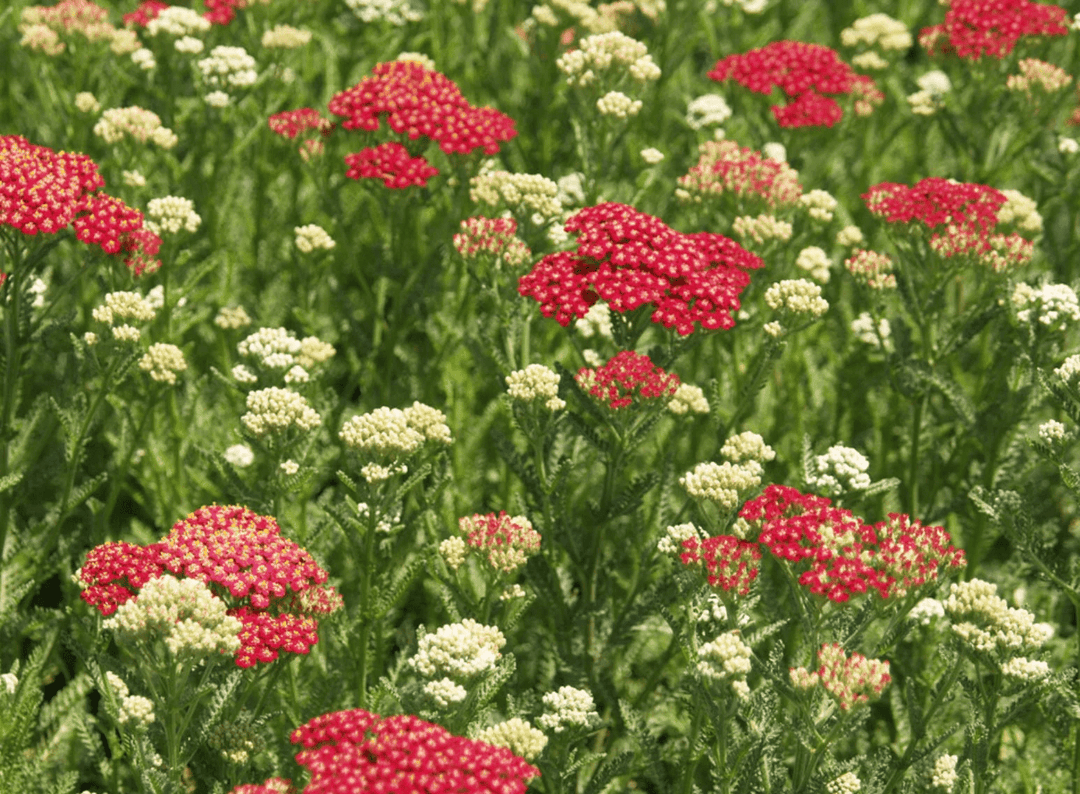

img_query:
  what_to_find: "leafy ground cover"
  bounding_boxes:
[3,0,1080,792]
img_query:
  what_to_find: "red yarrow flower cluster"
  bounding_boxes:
[284,709,539,794]
[739,485,966,603]
[229,779,294,794]
[122,0,167,27]
[122,0,246,26]
[919,0,1068,61]
[708,41,880,128]
[453,216,531,266]
[328,60,517,156]
[344,142,440,189]
[576,350,680,410]
[518,202,763,335]
[76,505,341,668]
[1,135,160,273]
[863,177,1032,268]
[680,535,762,594]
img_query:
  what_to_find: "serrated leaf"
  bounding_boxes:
[372,556,424,618]
[583,750,633,794]
[605,471,660,522]
[619,699,667,790]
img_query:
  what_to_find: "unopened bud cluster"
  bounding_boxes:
[241,388,322,436]
[139,343,187,385]
[506,364,565,411]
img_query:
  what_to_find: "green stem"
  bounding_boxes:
[0,241,23,558]
[907,394,925,518]
[356,500,379,707]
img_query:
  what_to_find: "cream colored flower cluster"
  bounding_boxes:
[410,619,505,678]
[930,754,959,791]
[795,246,832,283]
[836,225,865,247]
[506,364,566,411]
[1000,656,1051,681]
[556,31,661,88]
[294,224,336,253]
[996,189,1043,235]
[1012,283,1080,331]
[907,70,951,115]
[106,673,156,729]
[944,578,1054,656]
[469,171,562,220]
[640,147,664,164]
[574,303,613,339]
[214,306,252,330]
[175,36,203,54]
[841,14,912,51]
[826,772,862,794]
[138,343,187,385]
[680,461,761,510]
[656,521,701,555]
[720,431,777,465]
[765,279,829,318]
[908,597,945,626]
[104,576,242,658]
[596,90,642,118]
[91,291,156,344]
[198,46,258,89]
[75,92,100,113]
[851,312,891,349]
[845,249,897,290]
[241,387,322,436]
[238,327,335,379]
[147,6,211,36]
[1038,419,1066,444]
[799,189,838,222]
[531,0,618,34]
[806,444,871,496]
[697,631,752,682]
[261,24,312,49]
[1007,58,1072,95]
[340,403,451,481]
[1055,354,1080,383]
[94,107,178,149]
[146,196,201,236]
[438,536,469,569]
[476,718,548,762]
[423,677,467,707]
[345,0,423,24]
[667,383,710,416]
[686,94,732,130]
[732,214,793,245]
[538,686,600,733]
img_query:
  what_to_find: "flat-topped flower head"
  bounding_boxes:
[539,686,600,733]
[556,30,661,87]
[476,718,548,762]
[678,140,803,209]
[469,171,562,219]
[287,709,539,792]
[506,364,565,410]
[791,643,891,710]
[94,107,177,148]
[76,540,165,615]
[241,387,321,436]
[454,216,531,267]
[1,135,103,236]
[138,343,187,384]
[806,444,871,496]
[681,461,764,510]
[328,60,516,156]
[844,249,897,290]
[198,45,258,88]
[410,619,506,678]
[268,108,335,140]
[944,578,1054,656]
[519,202,763,335]
[681,535,762,594]
[576,350,679,409]
[145,196,200,235]
[344,142,439,189]
[920,0,1068,61]
[697,630,753,681]
[457,511,542,572]
[709,41,880,127]
[294,224,335,253]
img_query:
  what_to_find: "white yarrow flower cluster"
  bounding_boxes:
[1000,656,1051,681]
[1012,282,1080,331]
[476,718,548,762]
[214,305,252,330]
[596,91,642,117]
[764,279,829,318]
[174,36,204,54]
[146,6,211,36]
[198,46,258,88]
[837,225,865,247]
[1060,137,1080,155]
[261,24,312,49]
[295,224,336,253]
[806,444,871,496]
[697,631,752,681]
[345,0,423,24]
[657,522,702,555]
[138,343,187,385]
[241,388,322,436]
[574,302,613,339]
[538,686,600,733]
[556,31,660,87]
[944,578,1054,656]
[104,576,242,658]
[470,171,562,219]
[909,597,946,626]
[340,403,451,480]
[439,536,469,570]
[410,619,505,678]
[239,327,302,368]
[720,431,777,465]
[1039,419,1066,443]
[840,14,913,50]
[667,383,710,415]
[1055,354,1080,383]
[94,107,177,148]
[996,189,1043,234]
[146,196,201,235]
[686,94,732,129]
[131,48,156,70]
[75,92,100,113]
[506,364,566,411]
[826,772,862,794]
[732,214,793,245]
[795,246,832,282]
[223,444,254,468]
[799,189,839,222]
[205,91,231,108]
[851,312,892,349]
[680,461,762,510]
[92,291,156,327]
[930,754,959,790]
[640,147,664,164]
[423,677,468,707]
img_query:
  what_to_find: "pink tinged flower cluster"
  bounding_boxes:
[268,108,336,140]
[458,512,541,573]
[518,202,763,335]
[863,177,1033,268]
[281,708,539,794]
[680,535,762,595]
[919,0,1068,61]
[739,485,966,603]
[0,135,160,273]
[453,216,531,267]
[678,140,803,209]
[76,505,341,668]
[792,643,891,711]
[708,41,882,128]
[344,142,440,189]
[575,350,679,409]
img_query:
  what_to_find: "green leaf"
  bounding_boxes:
[583,750,633,794]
